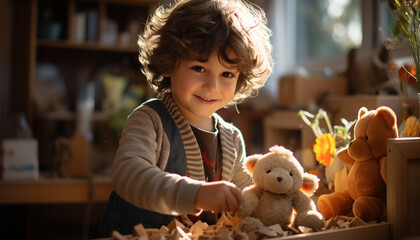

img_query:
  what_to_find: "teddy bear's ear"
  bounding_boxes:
[376,106,397,129]
[301,173,319,196]
[358,107,368,119]
[243,155,260,175]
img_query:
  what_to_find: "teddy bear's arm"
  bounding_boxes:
[292,190,317,213]
[379,156,386,183]
[236,186,260,218]
[292,190,325,229]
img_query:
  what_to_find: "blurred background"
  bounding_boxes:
[0,0,418,239]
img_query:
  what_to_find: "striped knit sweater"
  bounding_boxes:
[111,94,253,216]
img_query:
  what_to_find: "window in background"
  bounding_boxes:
[295,0,362,64]
[265,0,365,99]
[381,2,397,40]
[379,1,412,61]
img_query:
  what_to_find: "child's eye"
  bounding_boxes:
[192,66,204,72]
[222,72,234,78]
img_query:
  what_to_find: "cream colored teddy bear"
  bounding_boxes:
[237,146,324,230]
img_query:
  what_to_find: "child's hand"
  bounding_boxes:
[194,181,242,213]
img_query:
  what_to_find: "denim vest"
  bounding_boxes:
[99,98,187,236]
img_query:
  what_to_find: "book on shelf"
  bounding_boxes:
[72,12,86,43]
[86,9,98,42]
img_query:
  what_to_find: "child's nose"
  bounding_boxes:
[204,75,219,90]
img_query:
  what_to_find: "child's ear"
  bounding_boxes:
[301,173,319,196]
[243,155,260,175]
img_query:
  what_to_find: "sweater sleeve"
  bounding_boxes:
[230,126,253,190]
[111,106,202,216]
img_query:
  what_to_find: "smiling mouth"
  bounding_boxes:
[195,95,216,102]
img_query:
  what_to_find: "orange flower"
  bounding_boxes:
[308,169,319,177]
[312,133,336,166]
[398,64,417,86]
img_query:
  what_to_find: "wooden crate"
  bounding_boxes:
[98,222,391,240]
[387,137,420,240]
[278,223,390,240]
[101,138,420,240]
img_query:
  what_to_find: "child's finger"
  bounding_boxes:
[229,186,243,204]
[225,186,241,211]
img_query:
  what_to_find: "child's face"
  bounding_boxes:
[168,50,239,129]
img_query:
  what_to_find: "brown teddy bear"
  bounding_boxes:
[236,145,324,230]
[317,106,398,222]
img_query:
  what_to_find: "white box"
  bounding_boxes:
[2,139,39,180]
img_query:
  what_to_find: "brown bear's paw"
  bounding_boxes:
[353,197,385,222]
[317,191,354,220]
[296,211,325,230]
[317,195,337,220]
[239,217,265,232]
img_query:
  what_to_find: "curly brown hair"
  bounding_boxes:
[138,0,273,104]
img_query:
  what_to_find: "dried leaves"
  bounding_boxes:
[110,215,370,240]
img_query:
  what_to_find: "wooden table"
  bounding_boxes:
[0,175,112,204]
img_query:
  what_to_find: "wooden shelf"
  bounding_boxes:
[42,110,109,121]
[80,0,158,6]
[0,174,112,204]
[11,0,158,171]
[37,39,138,53]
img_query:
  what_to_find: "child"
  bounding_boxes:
[100,0,273,236]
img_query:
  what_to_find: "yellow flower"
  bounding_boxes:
[402,116,420,137]
[313,133,336,166]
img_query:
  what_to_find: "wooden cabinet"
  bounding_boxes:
[11,0,158,172]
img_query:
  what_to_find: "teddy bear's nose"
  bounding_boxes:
[277,177,283,182]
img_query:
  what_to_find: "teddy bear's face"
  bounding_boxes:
[252,152,304,195]
[347,107,398,161]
